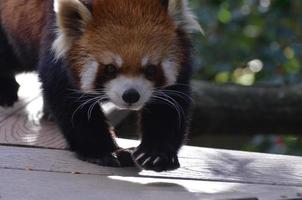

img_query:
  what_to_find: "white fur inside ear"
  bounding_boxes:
[162,59,178,85]
[52,30,71,60]
[52,0,92,60]
[169,0,203,34]
[80,60,99,92]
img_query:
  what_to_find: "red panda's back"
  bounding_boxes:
[0,0,51,68]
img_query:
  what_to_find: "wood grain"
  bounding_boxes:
[1,145,302,200]
[0,96,67,149]
[2,143,302,188]
[2,168,302,200]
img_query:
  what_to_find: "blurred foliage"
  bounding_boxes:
[188,0,302,155]
[191,0,302,86]
[244,134,302,155]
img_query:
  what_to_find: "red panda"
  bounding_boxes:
[0,0,201,172]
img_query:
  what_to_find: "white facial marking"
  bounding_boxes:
[141,56,149,67]
[113,54,123,68]
[162,59,178,85]
[143,55,161,66]
[100,52,123,68]
[80,60,99,92]
[105,75,153,110]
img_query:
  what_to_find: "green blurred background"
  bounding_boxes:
[190,0,302,155]
[192,0,302,86]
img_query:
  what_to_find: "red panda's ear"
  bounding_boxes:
[52,0,92,59]
[168,0,204,34]
[54,0,92,38]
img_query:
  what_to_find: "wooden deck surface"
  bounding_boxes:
[1,73,302,200]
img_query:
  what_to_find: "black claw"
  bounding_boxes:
[115,148,135,167]
[132,145,180,172]
[78,148,135,168]
[78,153,121,167]
[0,94,18,107]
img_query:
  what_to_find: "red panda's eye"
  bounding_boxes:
[104,64,118,76]
[145,65,158,78]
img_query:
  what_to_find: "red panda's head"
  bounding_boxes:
[53,0,201,110]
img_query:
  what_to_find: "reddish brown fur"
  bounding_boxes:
[69,0,184,87]
[0,0,185,88]
[0,0,48,51]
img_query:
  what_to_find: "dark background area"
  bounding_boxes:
[118,0,302,156]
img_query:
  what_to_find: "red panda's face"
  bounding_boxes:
[53,0,201,110]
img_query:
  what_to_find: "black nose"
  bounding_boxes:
[122,88,140,104]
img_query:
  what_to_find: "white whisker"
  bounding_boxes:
[156,91,186,129]
[159,89,193,103]
[152,92,183,129]
[70,88,108,125]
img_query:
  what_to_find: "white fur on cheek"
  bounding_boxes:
[162,59,178,85]
[105,76,153,110]
[80,61,99,92]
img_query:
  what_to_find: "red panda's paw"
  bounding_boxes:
[132,145,180,172]
[0,95,18,107]
[0,77,19,107]
[115,148,136,167]
[78,149,135,168]
[0,89,19,107]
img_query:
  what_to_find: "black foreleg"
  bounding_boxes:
[133,85,192,172]
[39,57,133,167]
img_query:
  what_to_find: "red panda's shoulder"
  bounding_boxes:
[0,0,51,45]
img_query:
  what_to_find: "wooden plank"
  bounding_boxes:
[1,169,302,200]
[1,143,302,188]
[143,146,302,187]
[0,73,41,122]
[0,96,66,149]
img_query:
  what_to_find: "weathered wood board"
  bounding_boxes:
[1,145,302,200]
[0,96,66,149]
[1,142,302,188]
